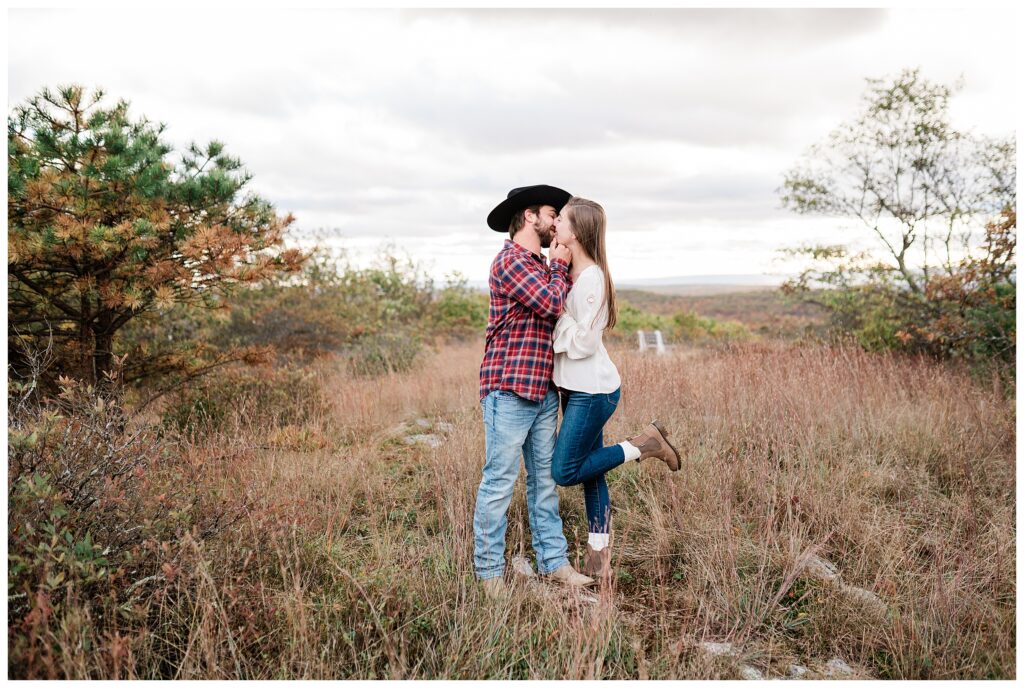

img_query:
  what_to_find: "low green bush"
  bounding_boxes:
[161,364,328,435]
[347,329,423,377]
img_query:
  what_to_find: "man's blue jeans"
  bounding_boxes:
[473,389,570,580]
[552,387,626,534]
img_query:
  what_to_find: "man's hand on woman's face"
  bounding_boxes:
[550,239,572,265]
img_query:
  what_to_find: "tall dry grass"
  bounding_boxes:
[8,340,1015,679]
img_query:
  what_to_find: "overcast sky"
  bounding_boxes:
[8,7,1017,283]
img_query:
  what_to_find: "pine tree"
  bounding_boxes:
[8,85,306,390]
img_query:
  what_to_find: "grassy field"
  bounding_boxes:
[9,336,1014,679]
[618,288,830,340]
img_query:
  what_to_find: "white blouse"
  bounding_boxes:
[552,265,621,394]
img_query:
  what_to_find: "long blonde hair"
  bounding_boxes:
[564,196,617,329]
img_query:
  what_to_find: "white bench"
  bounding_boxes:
[637,330,666,354]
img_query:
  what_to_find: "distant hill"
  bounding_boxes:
[618,287,830,340]
[467,273,794,294]
[618,283,779,296]
[617,273,792,288]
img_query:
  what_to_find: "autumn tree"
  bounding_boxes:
[778,68,1015,366]
[781,68,1014,292]
[8,85,306,392]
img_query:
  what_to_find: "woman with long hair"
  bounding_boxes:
[550,196,681,584]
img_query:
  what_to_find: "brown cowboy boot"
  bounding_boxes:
[627,420,681,471]
[544,563,596,588]
[581,544,613,584]
[481,576,510,601]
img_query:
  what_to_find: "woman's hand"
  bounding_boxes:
[550,239,572,265]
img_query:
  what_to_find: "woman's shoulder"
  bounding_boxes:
[576,264,605,285]
[568,266,605,309]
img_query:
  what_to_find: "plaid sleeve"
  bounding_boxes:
[498,253,569,320]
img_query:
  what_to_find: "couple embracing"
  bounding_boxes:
[473,185,681,599]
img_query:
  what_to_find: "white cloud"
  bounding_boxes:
[8,7,1016,281]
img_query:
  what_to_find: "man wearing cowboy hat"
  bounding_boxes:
[473,185,595,599]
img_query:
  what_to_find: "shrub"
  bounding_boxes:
[8,372,241,678]
[429,274,488,340]
[610,304,673,343]
[673,310,753,343]
[780,210,1016,383]
[347,329,423,377]
[610,302,753,345]
[160,363,329,435]
[198,249,441,369]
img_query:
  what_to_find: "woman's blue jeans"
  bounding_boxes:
[552,387,625,534]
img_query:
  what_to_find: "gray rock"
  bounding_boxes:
[403,434,442,448]
[801,554,840,583]
[824,657,854,677]
[414,418,432,429]
[787,664,809,678]
[739,665,764,680]
[699,641,738,657]
[436,421,455,434]
[840,583,889,616]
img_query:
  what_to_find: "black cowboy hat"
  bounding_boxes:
[486,184,572,232]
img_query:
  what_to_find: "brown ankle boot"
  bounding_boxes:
[628,420,681,471]
[581,544,613,582]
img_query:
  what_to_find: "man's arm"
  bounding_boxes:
[499,252,569,320]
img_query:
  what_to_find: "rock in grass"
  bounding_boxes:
[403,434,442,448]
[738,665,764,680]
[788,664,809,678]
[801,554,841,583]
[824,657,854,677]
[839,583,889,616]
[699,641,738,657]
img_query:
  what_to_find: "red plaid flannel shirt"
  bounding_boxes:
[479,240,570,403]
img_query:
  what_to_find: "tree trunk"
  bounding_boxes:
[94,309,115,392]
[79,292,95,385]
